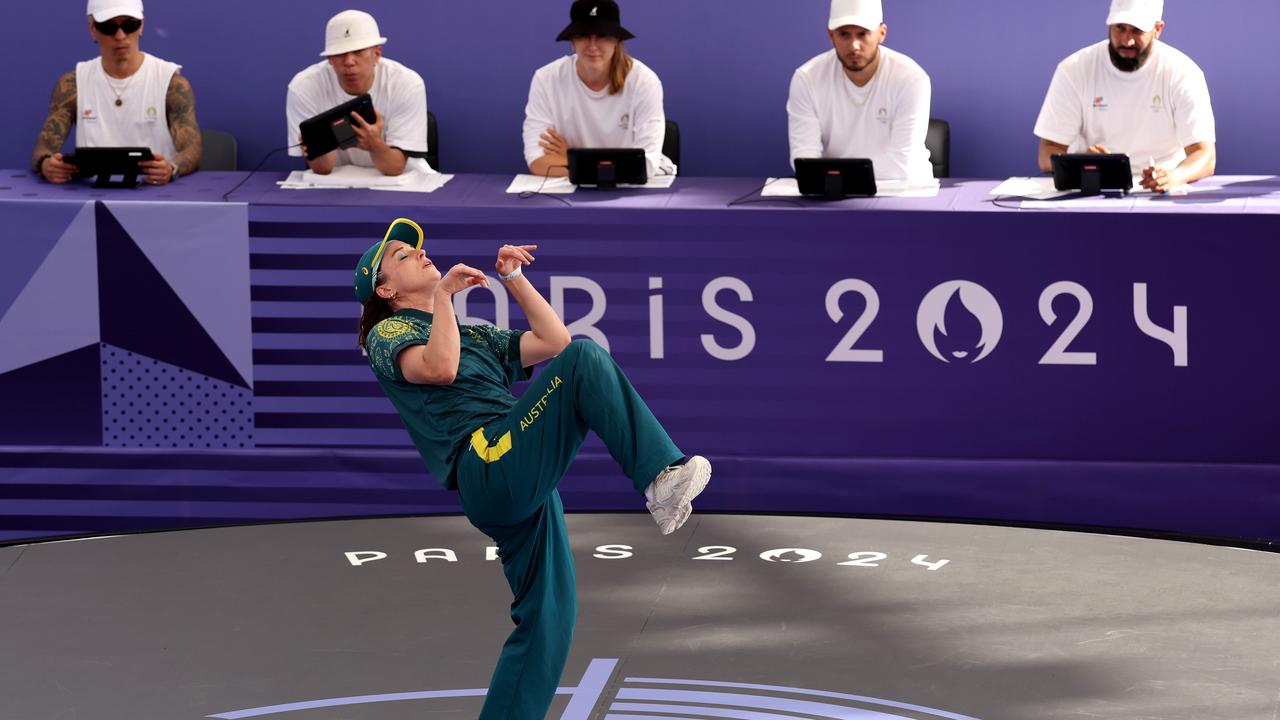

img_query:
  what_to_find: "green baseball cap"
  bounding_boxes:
[353,217,424,304]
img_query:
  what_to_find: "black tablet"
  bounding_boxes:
[1051,153,1133,195]
[299,94,377,160]
[795,158,877,199]
[64,146,155,188]
[567,148,647,188]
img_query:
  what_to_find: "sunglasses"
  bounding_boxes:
[93,18,142,36]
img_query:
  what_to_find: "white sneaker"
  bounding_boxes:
[645,456,712,535]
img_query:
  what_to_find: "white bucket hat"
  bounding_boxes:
[321,9,387,57]
[87,0,143,21]
[1106,0,1163,32]
[829,0,883,31]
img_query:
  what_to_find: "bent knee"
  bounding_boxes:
[565,338,603,355]
[562,338,609,363]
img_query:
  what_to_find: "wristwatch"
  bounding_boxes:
[168,161,180,181]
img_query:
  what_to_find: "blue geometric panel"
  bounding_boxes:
[100,344,253,449]
[107,201,253,388]
[95,203,249,388]
[0,344,102,445]
[0,201,86,316]
[0,202,99,376]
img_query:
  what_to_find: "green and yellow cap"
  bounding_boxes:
[353,218,424,304]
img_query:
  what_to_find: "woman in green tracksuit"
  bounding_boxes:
[354,218,712,719]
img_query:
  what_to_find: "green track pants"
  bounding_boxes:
[457,339,683,720]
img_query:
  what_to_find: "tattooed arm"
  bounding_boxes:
[31,71,79,183]
[156,72,202,179]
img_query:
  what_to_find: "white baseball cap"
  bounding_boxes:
[1106,0,1163,32]
[829,0,883,31]
[321,9,387,57]
[87,0,143,21]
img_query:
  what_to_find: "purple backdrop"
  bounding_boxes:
[9,1,1280,178]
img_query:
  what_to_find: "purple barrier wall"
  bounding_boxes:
[3,176,1279,544]
[9,1,1280,178]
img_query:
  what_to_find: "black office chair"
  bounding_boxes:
[425,111,439,171]
[925,118,950,179]
[662,119,680,169]
[199,129,238,171]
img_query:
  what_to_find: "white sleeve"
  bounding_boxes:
[1171,66,1216,148]
[786,69,824,170]
[881,71,931,181]
[631,71,673,176]
[522,71,556,168]
[285,79,324,158]
[384,72,428,155]
[1032,63,1082,146]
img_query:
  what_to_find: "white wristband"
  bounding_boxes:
[499,265,523,282]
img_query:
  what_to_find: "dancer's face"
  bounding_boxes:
[376,241,440,300]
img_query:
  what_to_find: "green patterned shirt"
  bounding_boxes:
[366,309,529,489]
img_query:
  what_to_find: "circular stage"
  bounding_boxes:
[1,514,1277,719]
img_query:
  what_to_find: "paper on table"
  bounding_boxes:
[369,174,454,193]
[506,174,576,194]
[760,177,939,198]
[990,176,1067,199]
[876,178,941,198]
[505,173,677,193]
[1012,176,1195,208]
[993,175,1193,204]
[760,178,802,197]
[277,165,415,188]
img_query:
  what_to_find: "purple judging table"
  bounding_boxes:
[2,170,1279,544]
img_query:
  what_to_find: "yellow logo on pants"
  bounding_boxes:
[470,427,513,463]
[519,375,564,432]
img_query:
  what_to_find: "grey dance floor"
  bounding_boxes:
[1,514,1277,720]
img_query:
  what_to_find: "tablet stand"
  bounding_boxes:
[1080,165,1102,196]
[595,160,617,190]
[824,169,843,200]
[91,171,143,189]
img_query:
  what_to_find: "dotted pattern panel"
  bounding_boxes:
[100,343,254,449]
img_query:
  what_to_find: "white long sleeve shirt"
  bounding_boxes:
[523,55,675,177]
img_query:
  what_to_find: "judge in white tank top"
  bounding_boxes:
[1033,0,1216,193]
[523,0,676,179]
[31,0,202,185]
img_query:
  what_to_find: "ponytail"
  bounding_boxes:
[609,41,633,95]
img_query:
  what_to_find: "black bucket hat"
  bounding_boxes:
[555,0,635,42]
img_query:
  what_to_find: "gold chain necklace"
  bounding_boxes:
[105,62,138,107]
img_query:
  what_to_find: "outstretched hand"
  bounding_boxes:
[495,244,537,278]
[438,263,489,295]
